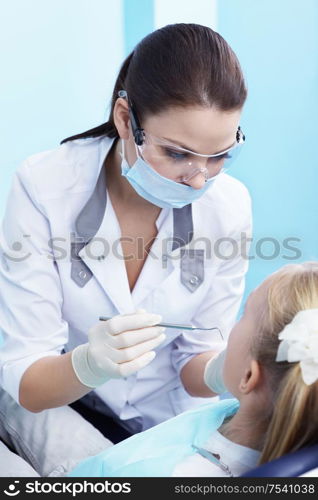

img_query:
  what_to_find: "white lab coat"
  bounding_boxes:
[0,135,252,431]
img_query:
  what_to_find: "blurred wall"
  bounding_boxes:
[0,0,124,215]
[154,0,217,28]
[217,0,318,303]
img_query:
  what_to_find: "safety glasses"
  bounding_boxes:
[136,129,245,182]
[118,90,246,183]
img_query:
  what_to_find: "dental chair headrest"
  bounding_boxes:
[241,444,318,477]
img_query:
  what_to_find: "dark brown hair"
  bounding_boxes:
[61,23,247,144]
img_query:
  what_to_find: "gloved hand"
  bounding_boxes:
[71,309,165,388]
[203,349,227,394]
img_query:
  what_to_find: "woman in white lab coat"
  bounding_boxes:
[0,23,251,476]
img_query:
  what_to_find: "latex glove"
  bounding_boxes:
[72,309,165,388]
[203,349,227,394]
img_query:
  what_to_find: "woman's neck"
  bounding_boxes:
[218,407,268,452]
[105,138,157,210]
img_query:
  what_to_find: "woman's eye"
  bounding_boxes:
[164,148,188,160]
[218,153,231,160]
[210,152,231,163]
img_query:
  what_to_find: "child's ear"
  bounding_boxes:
[238,360,261,394]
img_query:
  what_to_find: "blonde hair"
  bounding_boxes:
[251,261,318,464]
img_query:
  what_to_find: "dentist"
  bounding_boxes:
[0,23,251,476]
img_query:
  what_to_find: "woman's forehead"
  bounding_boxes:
[143,105,241,153]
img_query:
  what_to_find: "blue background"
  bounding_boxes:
[1,0,317,307]
[217,0,318,304]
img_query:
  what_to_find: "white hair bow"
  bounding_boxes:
[276,308,318,385]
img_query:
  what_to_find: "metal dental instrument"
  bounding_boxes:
[98,316,223,339]
[191,445,233,476]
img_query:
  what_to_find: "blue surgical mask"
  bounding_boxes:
[119,140,216,209]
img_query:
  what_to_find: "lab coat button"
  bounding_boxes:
[79,270,87,279]
[189,275,199,285]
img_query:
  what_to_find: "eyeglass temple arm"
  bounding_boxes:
[118,89,144,145]
[237,126,245,142]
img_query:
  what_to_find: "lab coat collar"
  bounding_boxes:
[73,136,194,311]
[75,137,110,243]
[172,204,193,251]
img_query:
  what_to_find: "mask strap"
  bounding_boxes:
[119,138,125,160]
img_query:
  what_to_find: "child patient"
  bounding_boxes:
[69,262,318,477]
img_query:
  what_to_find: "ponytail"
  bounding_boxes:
[259,365,318,464]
